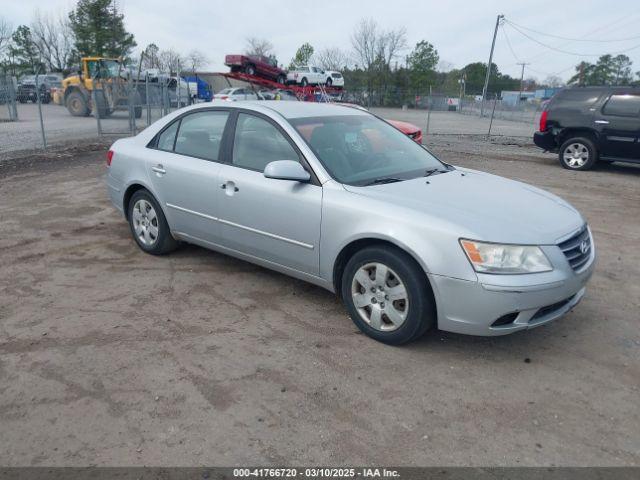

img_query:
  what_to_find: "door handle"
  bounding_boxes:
[594,120,609,125]
[151,164,166,174]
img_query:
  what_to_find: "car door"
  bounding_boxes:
[594,92,640,160]
[216,111,322,275]
[145,109,231,244]
[311,67,323,84]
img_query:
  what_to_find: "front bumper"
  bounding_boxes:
[533,130,557,151]
[429,239,596,336]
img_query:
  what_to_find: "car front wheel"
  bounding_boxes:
[559,137,597,171]
[341,246,435,345]
[128,190,178,255]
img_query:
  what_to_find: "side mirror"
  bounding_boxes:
[263,160,310,182]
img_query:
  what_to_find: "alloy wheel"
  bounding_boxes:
[563,143,589,168]
[351,262,409,331]
[132,199,159,246]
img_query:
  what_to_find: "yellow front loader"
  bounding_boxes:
[62,57,141,118]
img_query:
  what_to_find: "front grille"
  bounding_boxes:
[558,226,591,271]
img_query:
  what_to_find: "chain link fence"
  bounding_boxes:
[0,78,543,159]
[0,75,18,123]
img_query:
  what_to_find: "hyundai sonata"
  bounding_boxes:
[106,102,595,345]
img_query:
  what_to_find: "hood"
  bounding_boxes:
[343,168,584,245]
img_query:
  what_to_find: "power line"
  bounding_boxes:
[505,19,640,43]
[500,24,521,63]
[505,21,640,57]
[517,12,640,64]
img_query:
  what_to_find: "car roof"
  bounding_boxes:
[202,100,369,119]
[254,101,368,119]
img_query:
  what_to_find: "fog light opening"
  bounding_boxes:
[491,312,519,327]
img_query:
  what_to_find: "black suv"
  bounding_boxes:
[16,75,61,104]
[534,86,640,170]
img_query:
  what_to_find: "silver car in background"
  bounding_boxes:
[212,87,261,101]
[106,102,595,345]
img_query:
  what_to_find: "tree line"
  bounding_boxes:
[0,0,206,77]
[1,3,639,99]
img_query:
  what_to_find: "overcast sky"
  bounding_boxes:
[4,0,640,81]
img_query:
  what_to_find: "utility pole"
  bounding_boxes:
[517,62,530,103]
[481,14,504,116]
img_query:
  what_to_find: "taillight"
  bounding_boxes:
[106,150,114,166]
[539,110,548,132]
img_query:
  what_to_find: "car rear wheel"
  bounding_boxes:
[301,77,308,87]
[326,78,332,87]
[277,74,286,84]
[245,64,256,76]
[559,137,597,171]
[128,190,178,255]
[341,246,435,345]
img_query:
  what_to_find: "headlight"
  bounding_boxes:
[460,239,552,274]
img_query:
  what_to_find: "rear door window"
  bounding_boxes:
[602,94,640,117]
[553,89,602,107]
[157,120,179,151]
[174,111,229,161]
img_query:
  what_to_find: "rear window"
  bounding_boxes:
[553,89,601,107]
[602,94,640,117]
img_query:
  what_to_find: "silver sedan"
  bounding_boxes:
[106,102,595,345]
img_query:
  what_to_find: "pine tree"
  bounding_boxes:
[68,0,136,59]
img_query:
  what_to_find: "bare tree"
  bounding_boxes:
[378,26,407,69]
[352,18,406,71]
[30,10,74,72]
[185,49,207,72]
[351,18,378,73]
[244,37,273,57]
[542,75,564,88]
[158,48,184,74]
[0,16,13,58]
[315,47,349,71]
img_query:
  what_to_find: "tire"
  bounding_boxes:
[66,90,90,116]
[94,91,109,118]
[127,190,178,255]
[245,64,256,76]
[277,74,286,85]
[341,246,435,345]
[41,93,51,104]
[300,77,308,87]
[129,90,143,119]
[326,78,332,87]
[559,137,598,171]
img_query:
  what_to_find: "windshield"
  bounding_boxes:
[101,60,121,77]
[88,59,121,79]
[290,114,445,186]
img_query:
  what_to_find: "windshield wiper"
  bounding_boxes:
[424,167,451,177]
[364,177,404,186]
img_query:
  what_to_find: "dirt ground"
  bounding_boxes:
[0,135,638,467]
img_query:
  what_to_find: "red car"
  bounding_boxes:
[225,54,287,84]
[386,119,423,144]
[336,103,423,144]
